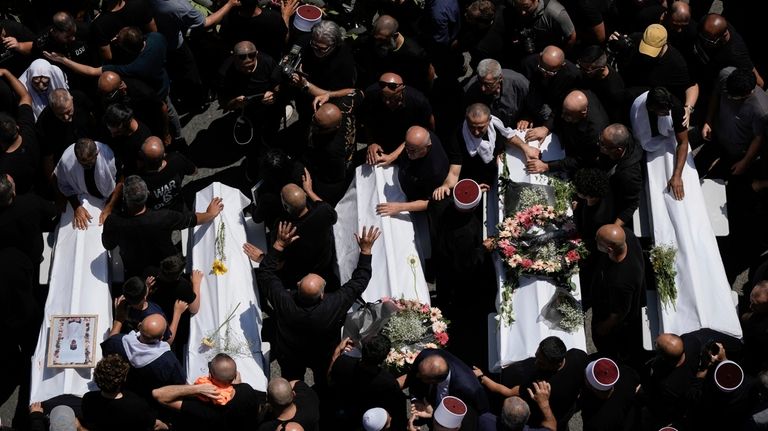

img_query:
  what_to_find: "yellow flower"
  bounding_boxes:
[211,259,228,275]
[201,337,215,348]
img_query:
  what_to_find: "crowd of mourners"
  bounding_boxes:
[1,0,768,429]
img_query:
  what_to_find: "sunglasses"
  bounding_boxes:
[379,81,404,90]
[236,52,257,60]
[537,63,560,76]
[310,41,333,53]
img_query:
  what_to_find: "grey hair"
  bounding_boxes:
[501,397,530,431]
[311,20,342,46]
[466,102,491,119]
[123,175,148,211]
[49,88,73,109]
[477,59,502,80]
[74,138,97,162]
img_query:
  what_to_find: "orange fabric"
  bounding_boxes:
[194,376,235,406]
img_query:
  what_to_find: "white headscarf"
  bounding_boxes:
[630,91,675,153]
[462,114,515,163]
[19,59,69,119]
[121,331,171,368]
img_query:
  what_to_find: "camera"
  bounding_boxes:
[279,44,302,80]
[518,27,537,55]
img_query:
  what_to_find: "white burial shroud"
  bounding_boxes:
[187,182,268,391]
[334,165,430,303]
[487,132,587,370]
[630,92,742,338]
[30,198,112,402]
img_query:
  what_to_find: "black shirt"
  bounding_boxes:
[591,228,644,327]
[141,152,196,212]
[256,381,320,431]
[255,249,372,360]
[0,19,36,76]
[81,390,155,431]
[89,0,154,49]
[219,8,288,60]
[36,89,96,163]
[354,35,431,92]
[648,95,686,137]
[302,43,357,91]
[278,200,338,287]
[0,105,39,195]
[521,54,581,130]
[177,383,267,431]
[693,24,754,84]
[503,349,589,425]
[598,139,643,225]
[579,366,640,431]
[623,43,693,104]
[102,209,196,278]
[32,24,94,92]
[397,131,449,202]
[0,193,56,264]
[217,52,282,119]
[579,66,627,124]
[549,90,609,174]
[107,120,153,176]
[329,355,407,430]
[120,76,168,139]
[360,84,433,153]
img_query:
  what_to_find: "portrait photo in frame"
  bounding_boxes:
[47,315,98,368]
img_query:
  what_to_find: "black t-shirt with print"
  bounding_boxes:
[141,152,196,212]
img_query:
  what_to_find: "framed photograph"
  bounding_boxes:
[47,315,98,368]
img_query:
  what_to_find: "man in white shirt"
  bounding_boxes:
[54,137,119,229]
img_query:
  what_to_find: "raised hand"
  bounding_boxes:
[274,221,299,251]
[355,225,381,255]
[243,242,265,262]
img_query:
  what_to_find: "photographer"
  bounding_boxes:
[499,0,576,66]
[216,41,282,176]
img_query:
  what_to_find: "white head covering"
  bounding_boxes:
[362,407,388,431]
[19,58,69,119]
[585,358,620,391]
[453,178,482,211]
[294,5,322,32]
[434,396,467,430]
[714,360,744,393]
[121,330,171,368]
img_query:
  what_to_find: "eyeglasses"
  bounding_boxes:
[698,33,722,46]
[537,63,560,76]
[236,51,257,61]
[378,81,404,90]
[310,40,333,54]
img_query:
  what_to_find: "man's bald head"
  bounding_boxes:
[209,353,238,384]
[656,333,684,361]
[418,354,449,383]
[234,41,256,55]
[596,224,626,256]
[267,377,294,407]
[404,126,432,159]
[541,46,565,69]
[98,71,123,94]
[278,423,304,431]
[562,90,588,122]
[701,14,728,40]
[373,15,399,36]
[139,314,167,342]
[313,103,342,131]
[141,136,165,171]
[750,280,768,313]
[669,1,690,20]
[280,183,307,216]
[298,273,326,303]
[379,72,403,86]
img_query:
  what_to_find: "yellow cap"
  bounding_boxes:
[639,24,667,57]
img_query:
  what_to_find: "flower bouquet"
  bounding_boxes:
[650,244,678,310]
[492,205,587,326]
[382,298,449,375]
[539,288,585,333]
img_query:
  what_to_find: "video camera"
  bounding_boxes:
[279,44,303,80]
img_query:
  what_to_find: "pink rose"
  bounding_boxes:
[521,259,534,269]
[566,250,580,263]
[435,331,450,346]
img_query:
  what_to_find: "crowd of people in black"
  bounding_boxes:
[2,0,768,429]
